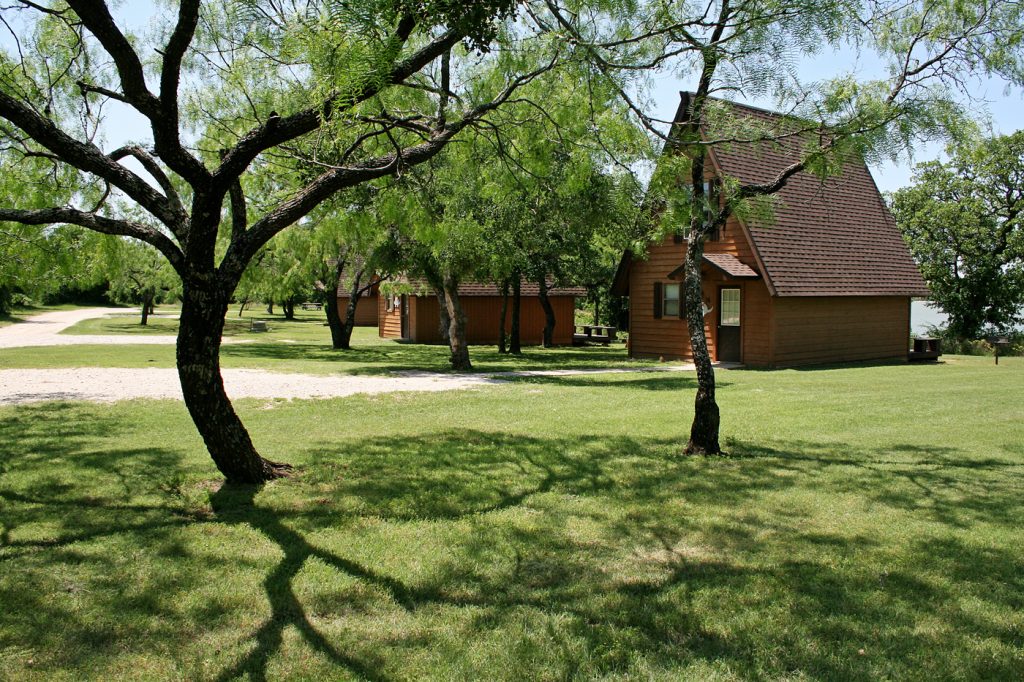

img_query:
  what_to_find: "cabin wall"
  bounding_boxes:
[337,294,379,326]
[380,293,576,345]
[378,292,402,338]
[628,216,761,362]
[770,296,911,366]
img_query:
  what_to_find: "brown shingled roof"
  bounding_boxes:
[682,95,929,297]
[667,254,760,280]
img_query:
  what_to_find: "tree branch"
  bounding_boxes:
[0,206,184,272]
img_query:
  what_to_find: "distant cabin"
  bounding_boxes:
[379,280,585,345]
[612,94,929,368]
[336,278,380,327]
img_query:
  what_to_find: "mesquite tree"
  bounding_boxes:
[548,0,1024,454]
[0,0,558,482]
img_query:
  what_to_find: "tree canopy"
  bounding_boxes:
[892,132,1024,338]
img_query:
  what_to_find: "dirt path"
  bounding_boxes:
[0,367,503,404]
[0,308,710,405]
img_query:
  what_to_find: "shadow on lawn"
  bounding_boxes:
[205,430,1023,680]
[3,413,1023,679]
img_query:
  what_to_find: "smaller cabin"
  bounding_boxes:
[336,278,380,327]
[379,280,585,345]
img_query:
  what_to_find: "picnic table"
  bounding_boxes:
[573,324,617,346]
[300,302,323,311]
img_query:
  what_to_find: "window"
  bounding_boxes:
[720,288,740,326]
[664,283,681,317]
[674,180,719,242]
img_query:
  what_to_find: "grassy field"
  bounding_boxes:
[1,332,1022,680]
[4,308,649,376]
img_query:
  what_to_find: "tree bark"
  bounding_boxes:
[443,274,471,370]
[177,280,292,483]
[325,258,346,348]
[338,269,366,350]
[498,278,510,353]
[510,275,522,354]
[282,298,295,320]
[683,153,721,455]
[140,293,153,325]
[538,276,556,348]
[266,301,274,315]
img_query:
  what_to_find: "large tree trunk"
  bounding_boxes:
[683,230,720,455]
[177,281,292,483]
[538,276,556,348]
[282,298,295,320]
[510,275,522,354]
[498,278,510,353]
[443,275,471,370]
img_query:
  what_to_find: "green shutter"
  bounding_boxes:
[653,282,662,319]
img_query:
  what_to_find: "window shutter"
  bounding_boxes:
[678,289,686,319]
[653,282,663,319]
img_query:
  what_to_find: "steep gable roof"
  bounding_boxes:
[676,94,929,297]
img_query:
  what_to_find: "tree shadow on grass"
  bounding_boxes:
[3,411,1023,679]
[205,428,1024,679]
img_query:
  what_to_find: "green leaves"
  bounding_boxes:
[892,132,1024,338]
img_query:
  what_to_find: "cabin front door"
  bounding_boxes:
[400,295,410,339]
[717,287,741,362]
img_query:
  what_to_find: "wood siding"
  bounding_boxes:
[381,293,577,345]
[769,296,911,366]
[337,294,379,326]
[378,293,402,338]
[628,215,767,362]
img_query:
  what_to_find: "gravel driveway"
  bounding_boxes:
[0,308,701,405]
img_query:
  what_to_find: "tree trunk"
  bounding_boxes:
[510,275,522,354]
[683,230,721,455]
[177,281,292,483]
[443,275,471,370]
[593,293,600,326]
[435,287,451,344]
[338,270,365,350]
[498,278,510,353]
[266,301,274,315]
[538,276,556,348]
[282,298,295,320]
[140,293,153,325]
[238,300,248,317]
[325,258,347,349]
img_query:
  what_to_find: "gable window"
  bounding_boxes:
[674,180,720,242]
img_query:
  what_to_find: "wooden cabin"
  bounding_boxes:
[612,95,929,368]
[379,281,585,345]
[335,278,380,327]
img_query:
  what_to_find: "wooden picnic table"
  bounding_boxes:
[573,324,617,345]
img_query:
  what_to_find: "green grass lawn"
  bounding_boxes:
[1,353,1022,680]
[6,308,647,375]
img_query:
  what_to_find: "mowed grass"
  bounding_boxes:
[1,355,1022,680]
[5,307,649,375]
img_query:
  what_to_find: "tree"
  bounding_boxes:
[0,1,556,483]
[891,132,1024,338]
[549,0,1024,454]
[102,238,180,325]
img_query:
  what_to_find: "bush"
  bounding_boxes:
[920,325,1024,357]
